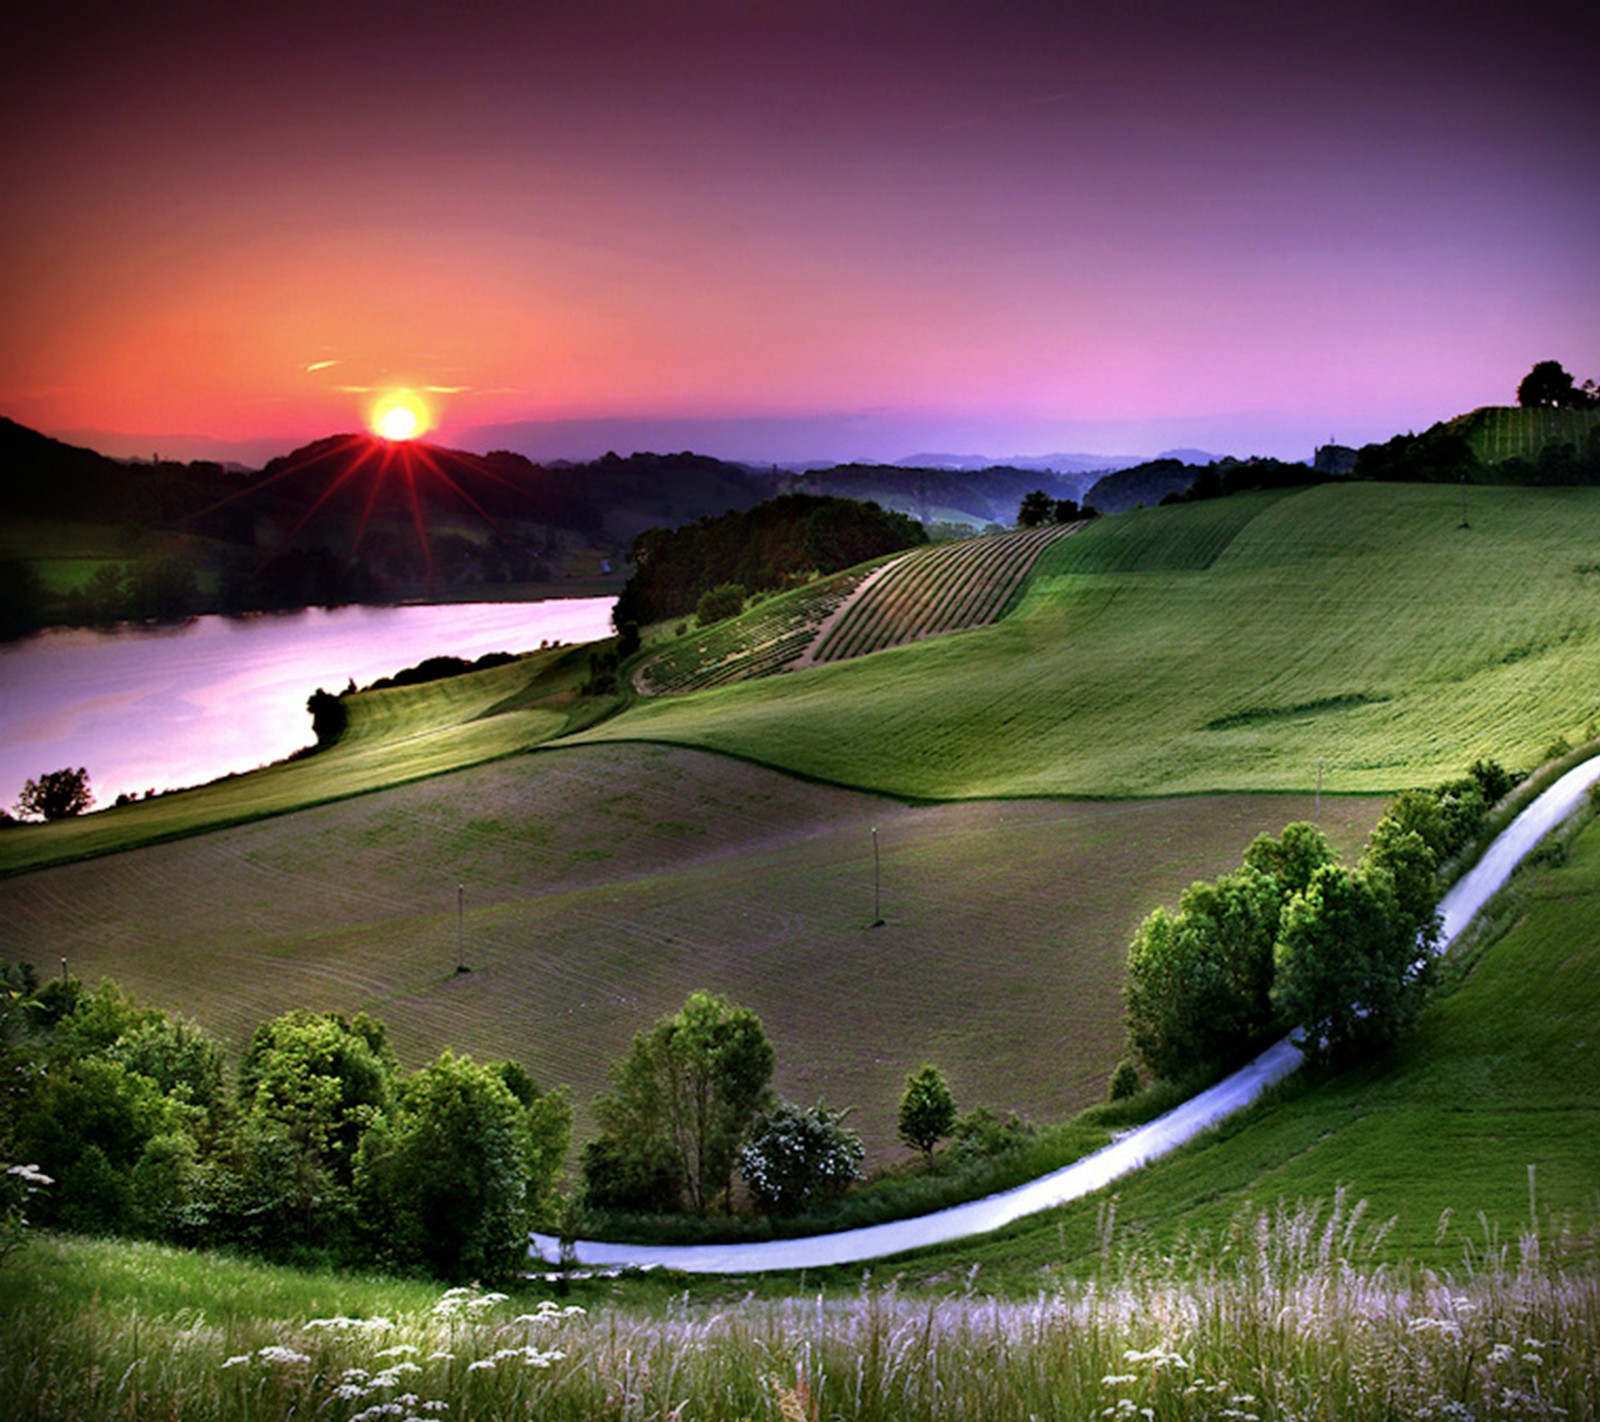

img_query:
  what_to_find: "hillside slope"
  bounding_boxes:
[574,483,1600,798]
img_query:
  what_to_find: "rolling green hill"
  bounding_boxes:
[573,483,1600,798]
[5,477,1598,1256]
[914,791,1600,1286]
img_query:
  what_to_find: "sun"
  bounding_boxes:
[370,389,430,441]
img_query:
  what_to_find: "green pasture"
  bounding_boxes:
[0,645,603,875]
[571,483,1600,798]
[0,741,1383,1161]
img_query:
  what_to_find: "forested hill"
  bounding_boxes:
[0,416,250,538]
[613,492,928,629]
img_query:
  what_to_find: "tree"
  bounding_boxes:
[1123,867,1283,1081]
[696,582,748,627]
[236,1011,395,1188]
[1017,489,1054,528]
[1243,821,1335,900]
[306,689,347,747]
[588,991,774,1215]
[1518,360,1576,409]
[897,1063,956,1162]
[1272,863,1426,1065]
[739,1100,863,1216]
[16,767,93,821]
[1052,497,1081,524]
[1360,819,1441,951]
[0,561,46,639]
[356,1049,549,1280]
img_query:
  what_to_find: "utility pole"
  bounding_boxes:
[456,882,466,973]
[871,827,883,927]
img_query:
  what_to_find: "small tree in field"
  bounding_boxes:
[897,1064,956,1163]
[587,990,774,1215]
[16,768,93,821]
[1017,490,1053,528]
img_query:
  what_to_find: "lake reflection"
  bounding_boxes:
[0,598,616,809]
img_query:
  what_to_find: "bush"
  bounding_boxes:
[1108,1060,1141,1101]
[696,582,747,627]
[897,1064,957,1162]
[739,1101,863,1216]
[947,1104,1034,1164]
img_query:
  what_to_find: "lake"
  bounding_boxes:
[0,598,616,812]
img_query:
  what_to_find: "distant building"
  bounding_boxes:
[1313,443,1358,474]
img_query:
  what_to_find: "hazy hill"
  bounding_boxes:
[779,462,1093,527]
[249,433,603,534]
[0,416,249,539]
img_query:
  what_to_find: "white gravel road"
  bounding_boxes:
[530,754,1600,1275]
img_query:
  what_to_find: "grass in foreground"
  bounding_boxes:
[4,1205,1596,1421]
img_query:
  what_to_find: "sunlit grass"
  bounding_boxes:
[573,483,1600,799]
[0,643,604,875]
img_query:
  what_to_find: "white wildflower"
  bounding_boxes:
[375,1344,420,1358]
[4,1164,53,1185]
[466,1359,496,1372]
[256,1345,310,1365]
[221,1355,251,1369]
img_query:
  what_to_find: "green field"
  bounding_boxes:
[4,477,1598,1269]
[0,742,1381,1157]
[0,643,610,875]
[573,483,1600,797]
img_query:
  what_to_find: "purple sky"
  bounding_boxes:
[4,0,1596,465]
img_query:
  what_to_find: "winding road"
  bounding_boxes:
[530,754,1600,1275]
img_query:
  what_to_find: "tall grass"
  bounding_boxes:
[6,1199,1596,1420]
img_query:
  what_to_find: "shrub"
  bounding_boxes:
[897,1064,957,1162]
[1108,1060,1141,1101]
[696,582,747,627]
[739,1101,863,1216]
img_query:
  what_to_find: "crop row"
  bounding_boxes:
[809,524,1076,664]
[635,566,879,696]
[1460,406,1600,464]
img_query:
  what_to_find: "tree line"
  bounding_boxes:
[611,493,927,632]
[1121,760,1517,1085]
[0,977,570,1280]
[0,969,1011,1273]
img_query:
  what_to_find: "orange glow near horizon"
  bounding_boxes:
[370,389,430,442]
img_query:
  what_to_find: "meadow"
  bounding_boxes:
[0,739,1381,1157]
[573,483,1600,798]
[4,1201,1596,1421]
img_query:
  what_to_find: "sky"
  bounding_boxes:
[4,0,1596,466]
